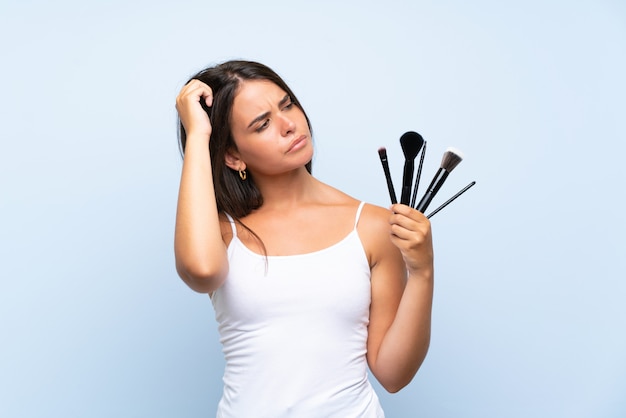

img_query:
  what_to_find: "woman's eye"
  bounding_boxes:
[256,120,270,132]
[282,97,294,110]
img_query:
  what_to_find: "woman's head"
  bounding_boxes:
[178,60,313,218]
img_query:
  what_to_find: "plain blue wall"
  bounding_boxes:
[1,1,625,417]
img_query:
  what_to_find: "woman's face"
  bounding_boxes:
[228,79,313,176]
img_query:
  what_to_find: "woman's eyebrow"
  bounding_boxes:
[277,94,290,107]
[246,94,291,129]
[247,111,270,129]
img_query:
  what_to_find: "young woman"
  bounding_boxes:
[174,60,434,417]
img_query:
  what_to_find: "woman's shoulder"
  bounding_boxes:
[313,179,357,203]
[314,179,391,220]
[359,202,392,233]
[355,202,396,266]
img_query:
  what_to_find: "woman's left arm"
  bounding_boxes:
[363,203,434,393]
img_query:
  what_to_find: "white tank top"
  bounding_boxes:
[211,202,384,417]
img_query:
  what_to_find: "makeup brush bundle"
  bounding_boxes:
[377,131,475,219]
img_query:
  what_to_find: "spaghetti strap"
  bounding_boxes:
[225,213,237,237]
[353,201,366,230]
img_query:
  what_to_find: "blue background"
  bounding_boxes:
[1,0,625,417]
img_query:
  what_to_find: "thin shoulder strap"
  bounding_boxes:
[353,201,366,230]
[224,213,237,237]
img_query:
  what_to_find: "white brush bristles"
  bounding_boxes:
[441,147,464,172]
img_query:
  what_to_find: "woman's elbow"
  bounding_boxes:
[378,375,414,394]
[175,258,228,294]
[372,352,428,393]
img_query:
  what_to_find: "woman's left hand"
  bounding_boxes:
[388,204,434,277]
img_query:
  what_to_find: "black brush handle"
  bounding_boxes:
[400,160,414,205]
[426,181,476,219]
[416,168,449,213]
[379,153,397,204]
[384,165,398,204]
[410,141,427,208]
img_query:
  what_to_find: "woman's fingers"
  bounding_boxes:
[176,79,213,138]
[389,204,434,273]
[389,204,429,237]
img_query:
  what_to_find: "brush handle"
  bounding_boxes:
[426,181,476,219]
[415,168,449,213]
[400,160,414,205]
[379,154,397,204]
[410,141,426,208]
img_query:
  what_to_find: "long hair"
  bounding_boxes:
[178,60,313,221]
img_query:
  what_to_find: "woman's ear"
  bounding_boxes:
[224,149,246,172]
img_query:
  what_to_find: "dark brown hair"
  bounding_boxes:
[178,60,313,221]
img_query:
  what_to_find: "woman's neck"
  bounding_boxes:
[252,167,318,210]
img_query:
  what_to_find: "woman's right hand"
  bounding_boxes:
[175,79,213,139]
[174,79,228,293]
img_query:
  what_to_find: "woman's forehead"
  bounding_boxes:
[232,80,286,119]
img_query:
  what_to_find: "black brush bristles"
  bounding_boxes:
[399,131,424,205]
[378,147,398,204]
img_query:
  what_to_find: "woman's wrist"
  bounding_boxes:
[185,132,211,146]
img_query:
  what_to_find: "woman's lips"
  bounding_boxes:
[286,135,307,153]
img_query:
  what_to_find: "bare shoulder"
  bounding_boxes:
[359,203,392,234]
[357,203,399,268]
[313,179,360,206]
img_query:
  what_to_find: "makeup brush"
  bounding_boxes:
[415,147,464,213]
[426,181,476,219]
[378,147,398,204]
[399,131,425,205]
[410,140,427,208]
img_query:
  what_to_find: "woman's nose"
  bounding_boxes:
[279,113,296,136]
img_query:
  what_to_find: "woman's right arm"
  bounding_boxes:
[174,80,229,293]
